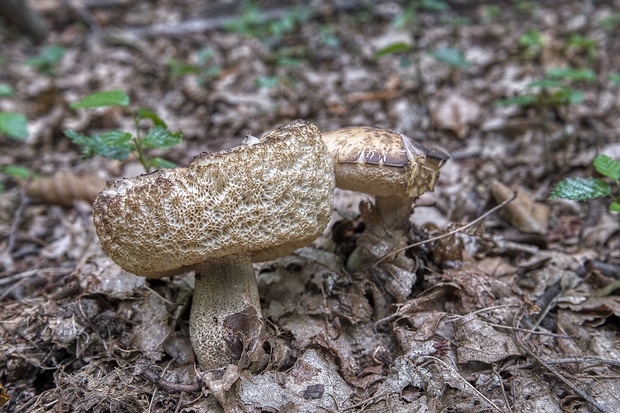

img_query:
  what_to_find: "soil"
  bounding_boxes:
[1,1,620,412]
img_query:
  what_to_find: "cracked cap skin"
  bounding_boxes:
[93,120,335,278]
[322,126,449,199]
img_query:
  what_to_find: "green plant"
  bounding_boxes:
[225,2,309,40]
[24,44,66,77]
[566,33,597,63]
[496,67,595,110]
[166,48,221,87]
[550,154,620,212]
[0,112,28,140]
[518,29,544,58]
[64,91,182,173]
[429,46,472,69]
[0,84,13,97]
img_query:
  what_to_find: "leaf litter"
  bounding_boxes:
[1,1,620,412]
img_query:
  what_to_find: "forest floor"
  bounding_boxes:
[1,0,620,412]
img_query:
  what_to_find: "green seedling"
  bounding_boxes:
[566,33,597,63]
[609,73,620,88]
[64,90,182,173]
[225,2,309,40]
[24,44,66,77]
[549,154,620,212]
[518,29,544,58]
[0,112,28,140]
[0,84,14,97]
[0,165,36,193]
[600,13,620,32]
[429,46,472,69]
[496,67,595,110]
[166,48,221,87]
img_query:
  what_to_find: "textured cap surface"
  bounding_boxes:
[322,126,449,198]
[93,120,335,278]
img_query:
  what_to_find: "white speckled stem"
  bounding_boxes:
[189,252,261,370]
[375,195,413,230]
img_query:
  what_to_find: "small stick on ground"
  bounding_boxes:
[140,368,202,394]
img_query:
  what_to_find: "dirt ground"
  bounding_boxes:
[1,1,620,412]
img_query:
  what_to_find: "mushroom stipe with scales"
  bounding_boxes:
[93,120,447,370]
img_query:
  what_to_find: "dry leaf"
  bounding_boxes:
[430,94,481,138]
[491,180,549,234]
[27,171,105,207]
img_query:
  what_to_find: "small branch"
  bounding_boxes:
[140,368,202,394]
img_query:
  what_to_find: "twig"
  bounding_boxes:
[415,356,507,413]
[529,353,614,413]
[6,190,30,255]
[140,367,202,394]
[373,191,518,267]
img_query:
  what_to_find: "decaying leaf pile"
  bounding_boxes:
[1,1,620,412]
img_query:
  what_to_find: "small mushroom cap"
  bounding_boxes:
[93,120,335,278]
[322,126,449,198]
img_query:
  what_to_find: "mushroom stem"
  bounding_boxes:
[374,195,413,230]
[189,252,261,370]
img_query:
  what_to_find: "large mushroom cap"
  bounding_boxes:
[322,126,449,199]
[93,120,335,278]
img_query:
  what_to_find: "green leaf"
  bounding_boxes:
[429,46,472,68]
[137,108,167,128]
[24,44,66,76]
[374,42,412,59]
[2,165,33,179]
[593,154,620,179]
[546,68,596,82]
[166,58,199,78]
[196,48,215,66]
[519,29,543,48]
[0,83,14,97]
[255,75,279,88]
[526,79,564,89]
[70,90,130,109]
[65,129,133,160]
[0,112,28,140]
[420,0,449,11]
[150,157,177,169]
[610,202,620,213]
[494,94,538,107]
[549,177,611,201]
[609,73,620,87]
[143,126,182,149]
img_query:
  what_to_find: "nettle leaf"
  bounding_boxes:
[138,108,167,128]
[0,112,28,140]
[593,154,620,179]
[549,177,611,201]
[70,90,130,109]
[143,126,182,149]
[150,157,177,169]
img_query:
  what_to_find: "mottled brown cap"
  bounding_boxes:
[93,120,335,278]
[322,126,449,198]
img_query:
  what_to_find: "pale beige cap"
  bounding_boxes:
[322,126,449,198]
[93,120,335,278]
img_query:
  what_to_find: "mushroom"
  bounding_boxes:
[322,126,449,229]
[93,120,335,370]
